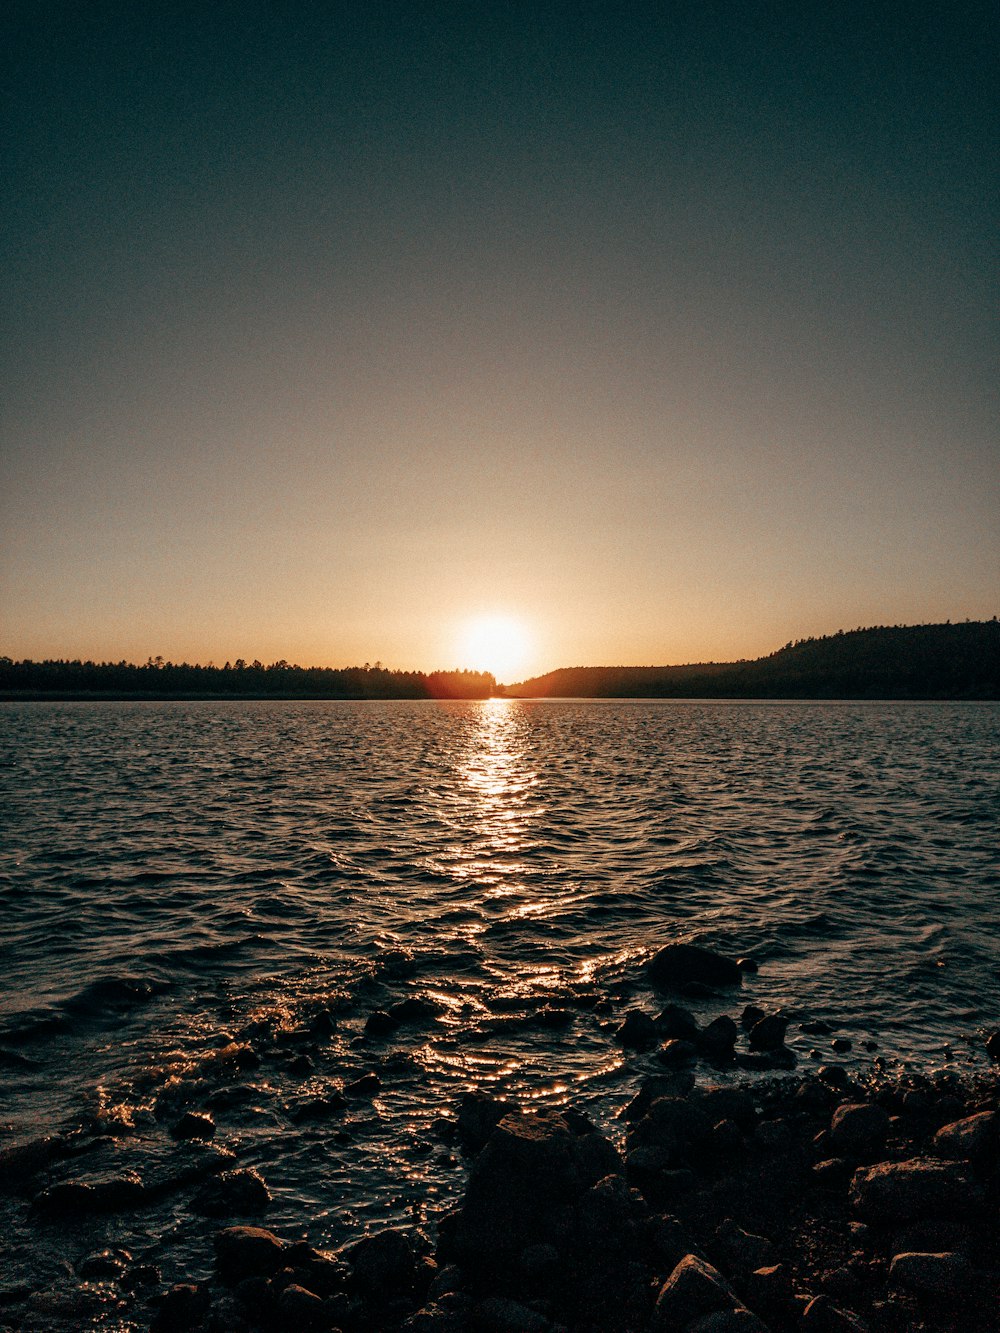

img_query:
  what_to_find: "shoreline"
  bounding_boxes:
[2,946,997,1332]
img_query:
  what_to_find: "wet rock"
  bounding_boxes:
[831,1037,852,1054]
[621,1071,696,1121]
[283,1241,350,1297]
[34,1172,146,1214]
[707,1118,745,1158]
[649,943,742,992]
[754,1119,793,1152]
[736,957,759,973]
[655,1003,700,1041]
[456,1091,515,1152]
[170,1111,216,1141]
[629,1095,713,1156]
[365,1009,399,1037]
[849,1158,977,1223]
[290,1092,347,1122]
[745,1263,795,1311]
[287,1053,314,1076]
[698,1016,739,1060]
[817,1064,850,1090]
[658,1038,698,1066]
[389,995,442,1024]
[984,1029,1000,1062]
[888,1249,973,1297]
[348,1226,428,1304]
[150,1282,211,1333]
[0,1134,73,1191]
[77,1247,131,1279]
[215,1225,288,1282]
[828,1103,890,1159]
[615,1009,657,1048]
[933,1110,997,1161]
[748,1015,788,1052]
[740,1005,766,1031]
[345,1070,381,1096]
[651,1253,743,1328]
[192,1167,270,1216]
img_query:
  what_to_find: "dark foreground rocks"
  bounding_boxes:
[128,1068,1000,1332]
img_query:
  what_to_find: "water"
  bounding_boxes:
[1,699,999,1306]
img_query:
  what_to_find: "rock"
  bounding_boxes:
[192,1167,270,1216]
[652,1253,743,1328]
[476,1294,553,1331]
[77,1247,131,1279]
[688,1310,771,1332]
[283,1241,349,1297]
[389,996,442,1024]
[745,1263,795,1311]
[658,1038,698,1066]
[170,1112,215,1141]
[801,1294,870,1330]
[984,1030,1000,1062]
[655,1004,700,1041]
[748,1015,788,1052]
[345,1071,381,1096]
[849,1158,977,1223]
[714,1220,777,1273]
[456,1092,515,1151]
[0,1135,72,1191]
[615,1009,657,1048]
[349,1227,424,1303]
[813,1158,853,1189]
[831,1037,852,1053]
[629,1096,713,1155]
[736,957,759,973]
[933,1110,997,1161]
[33,1172,145,1214]
[215,1225,288,1282]
[451,1110,617,1266]
[698,1016,739,1059]
[649,943,742,991]
[277,1282,326,1326]
[286,1053,314,1076]
[697,1086,757,1130]
[365,1009,399,1037]
[740,1005,766,1031]
[828,1104,890,1159]
[888,1250,973,1297]
[150,1282,212,1333]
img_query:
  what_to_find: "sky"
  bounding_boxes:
[2,2,997,680]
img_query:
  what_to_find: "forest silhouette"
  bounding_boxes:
[2,621,997,700]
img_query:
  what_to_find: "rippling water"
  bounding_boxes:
[2,699,999,1296]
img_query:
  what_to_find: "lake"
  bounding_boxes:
[1,698,998,1290]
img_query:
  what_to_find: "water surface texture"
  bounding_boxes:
[2,700,998,1276]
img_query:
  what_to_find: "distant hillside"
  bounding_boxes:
[504,621,1000,699]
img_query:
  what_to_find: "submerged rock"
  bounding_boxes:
[191,1167,270,1217]
[648,944,742,992]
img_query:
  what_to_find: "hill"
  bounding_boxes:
[503,621,1000,699]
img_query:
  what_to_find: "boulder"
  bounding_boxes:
[191,1167,270,1217]
[748,1015,788,1052]
[651,1253,742,1329]
[933,1110,997,1161]
[658,1039,698,1067]
[348,1227,425,1302]
[170,1112,215,1141]
[984,1030,1000,1062]
[456,1092,514,1152]
[888,1250,973,1297]
[656,1004,700,1041]
[149,1282,211,1333]
[214,1226,287,1282]
[698,1016,738,1059]
[714,1220,777,1274]
[451,1111,618,1266]
[648,944,742,991]
[615,1009,657,1048]
[849,1158,977,1223]
[828,1104,890,1159]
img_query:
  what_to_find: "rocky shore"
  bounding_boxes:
[2,944,997,1332]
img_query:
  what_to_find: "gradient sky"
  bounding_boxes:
[3,2,997,679]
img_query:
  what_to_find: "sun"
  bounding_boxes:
[457,614,532,683]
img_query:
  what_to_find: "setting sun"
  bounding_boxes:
[457,614,532,683]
